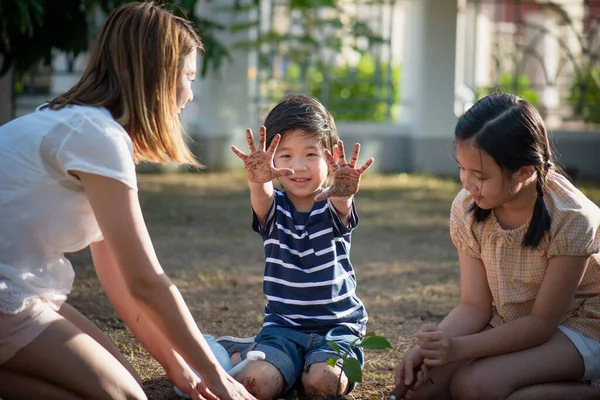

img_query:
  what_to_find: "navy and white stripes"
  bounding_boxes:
[252,189,367,335]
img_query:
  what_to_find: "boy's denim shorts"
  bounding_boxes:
[218,325,364,393]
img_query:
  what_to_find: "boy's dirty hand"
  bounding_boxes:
[231,126,294,183]
[315,141,374,201]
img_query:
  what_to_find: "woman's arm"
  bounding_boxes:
[449,255,587,362]
[90,240,199,390]
[77,171,251,399]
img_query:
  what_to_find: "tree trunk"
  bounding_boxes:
[0,63,14,125]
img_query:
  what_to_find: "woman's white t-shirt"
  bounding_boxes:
[0,105,137,314]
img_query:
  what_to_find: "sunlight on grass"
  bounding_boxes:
[65,171,600,400]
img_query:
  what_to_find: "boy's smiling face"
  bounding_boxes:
[274,129,329,208]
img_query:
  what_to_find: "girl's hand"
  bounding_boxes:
[314,140,374,201]
[415,323,457,367]
[231,126,294,183]
[394,345,428,392]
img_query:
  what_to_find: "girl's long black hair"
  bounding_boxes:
[455,93,556,248]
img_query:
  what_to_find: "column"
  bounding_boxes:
[524,11,561,129]
[183,0,256,171]
[400,0,459,175]
[0,63,12,125]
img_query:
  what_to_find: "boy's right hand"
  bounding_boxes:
[231,126,294,183]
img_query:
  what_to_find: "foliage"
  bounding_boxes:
[228,0,398,121]
[230,0,388,62]
[569,67,600,124]
[308,55,400,122]
[326,331,392,391]
[0,0,229,79]
[0,0,87,77]
[477,73,538,105]
[268,54,401,122]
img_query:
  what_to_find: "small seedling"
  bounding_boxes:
[326,332,392,393]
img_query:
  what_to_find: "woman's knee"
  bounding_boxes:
[238,360,284,400]
[302,362,348,397]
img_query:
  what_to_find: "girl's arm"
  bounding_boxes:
[395,249,492,386]
[437,249,494,336]
[449,255,587,361]
[417,254,587,366]
[77,171,252,400]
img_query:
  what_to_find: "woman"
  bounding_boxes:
[0,2,255,399]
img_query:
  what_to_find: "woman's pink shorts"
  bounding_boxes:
[0,298,61,364]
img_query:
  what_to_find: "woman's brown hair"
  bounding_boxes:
[45,1,203,166]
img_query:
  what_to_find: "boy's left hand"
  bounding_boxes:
[315,141,374,202]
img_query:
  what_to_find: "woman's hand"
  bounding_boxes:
[166,357,208,400]
[415,323,457,367]
[168,357,256,400]
[314,140,373,201]
[202,369,257,400]
[231,126,294,183]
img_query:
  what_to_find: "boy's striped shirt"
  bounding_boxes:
[252,189,367,335]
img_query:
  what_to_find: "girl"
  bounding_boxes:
[0,2,254,400]
[395,93,600,400]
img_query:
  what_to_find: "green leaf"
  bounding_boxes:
[360,335,392,350]
[229,20,259,33]
[326,357,339,368]
[327,341,341,353]
[342,357,362,383]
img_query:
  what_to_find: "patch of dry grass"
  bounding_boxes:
[65,172,599,399]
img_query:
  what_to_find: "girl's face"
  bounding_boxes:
[455,140,521,209]
[176,49,197,113]
[273,130,329,204]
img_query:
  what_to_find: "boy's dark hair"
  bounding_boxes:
[455,92,558,248]
[263,94,339,151]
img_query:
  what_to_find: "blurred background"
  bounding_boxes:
[2,0,600,179]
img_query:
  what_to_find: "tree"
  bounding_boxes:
[228,0,395,120]
[0,0,230,80]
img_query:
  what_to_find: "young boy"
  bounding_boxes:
[225,94,374,399]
